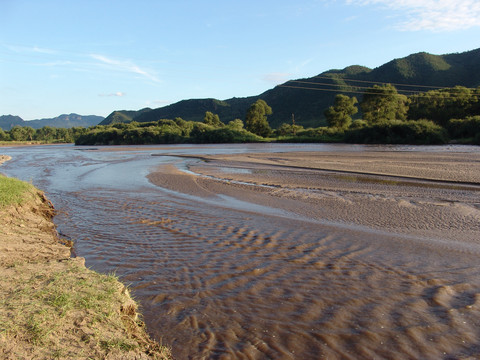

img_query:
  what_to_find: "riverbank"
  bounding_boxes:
[0,156,171,359]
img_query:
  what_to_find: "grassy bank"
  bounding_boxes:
[0,172,172,359]
[0,141,52,146]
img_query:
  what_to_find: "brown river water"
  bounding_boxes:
[1,144,480,359]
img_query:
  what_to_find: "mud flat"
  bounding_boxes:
[0,156,171,359]
[149,149,480,243]
[143,148,480,359]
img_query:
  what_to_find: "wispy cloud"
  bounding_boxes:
[3,44,163,84]
[90,54,160,83]
[346,0,480,31]
[263,72,292,84]
[32,46,57,54]
[37,60,73,67]
[99,92,126,97]
[4,44,58,54]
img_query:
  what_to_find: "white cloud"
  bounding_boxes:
[99,92,126,97]
[90,54,160,83]
[5,44,57,54]
[38,60,73,67]
[347,0,480,31]
[32,46,57,54]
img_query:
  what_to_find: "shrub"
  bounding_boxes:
[190,127,263,143]
[447,116,480,142]
[345,120,448,144]
[295,127,344,142]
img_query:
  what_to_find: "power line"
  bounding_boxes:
[278,84,411,97]
[279,82,480,100]
[288,80,420,95]
[312,75,457,90]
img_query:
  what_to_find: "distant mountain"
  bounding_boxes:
[102,48,480,128]
[0,115,24,130]
[0,113,104,130]
[99,108,152,125]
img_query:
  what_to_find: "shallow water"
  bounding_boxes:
[2,144,480,359]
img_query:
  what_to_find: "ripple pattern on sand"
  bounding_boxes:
[53,187,480,360]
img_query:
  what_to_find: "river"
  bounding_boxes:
[1,143,480,359]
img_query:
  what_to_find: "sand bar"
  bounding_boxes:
[149,149,480,243]
[0,155,11,165]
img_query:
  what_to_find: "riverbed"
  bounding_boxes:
[1,143,479,359]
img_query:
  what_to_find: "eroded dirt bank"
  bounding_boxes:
[0,155,171,360]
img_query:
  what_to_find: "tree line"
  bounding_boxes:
[0,126,89,143]
[1,84,479,145]
[73,100,275,145]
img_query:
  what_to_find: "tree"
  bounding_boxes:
[324,94,358,129]
[245,99,272,137]
[35,126,56,141]
[203,111,223,127]
[227,119,244,131]
[408,86,480,126]
[23,126,35,141]
[9,126,28,141]
[174,117,188,128]
[55,127,71,142]
[0,128,8,141]
[277,123,304,136]
[360,84,410,124]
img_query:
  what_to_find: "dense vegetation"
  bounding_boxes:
[1,83,479,146]
[0,126,89,143]
[75,117,264,145]
[76,84,480,145]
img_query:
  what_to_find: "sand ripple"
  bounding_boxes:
[6,145,479,359]
[54,184,480,359]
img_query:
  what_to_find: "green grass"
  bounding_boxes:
[0,175,35,207]
[0,140,47,145]
[0,261,172,358]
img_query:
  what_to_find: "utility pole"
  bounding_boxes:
[292,113,296,136]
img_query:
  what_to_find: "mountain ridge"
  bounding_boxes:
[0,113,104,131]
[101,48,480,129]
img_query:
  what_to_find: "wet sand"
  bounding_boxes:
[142,148,480,358]
[148,150,480,243]
[0,155,11,166]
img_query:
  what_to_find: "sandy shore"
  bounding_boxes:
[148,149,480,243]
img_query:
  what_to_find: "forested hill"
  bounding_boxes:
[101,48,480,129]
[0,114,103,130]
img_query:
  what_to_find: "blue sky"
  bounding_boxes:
[1,0,479,120]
